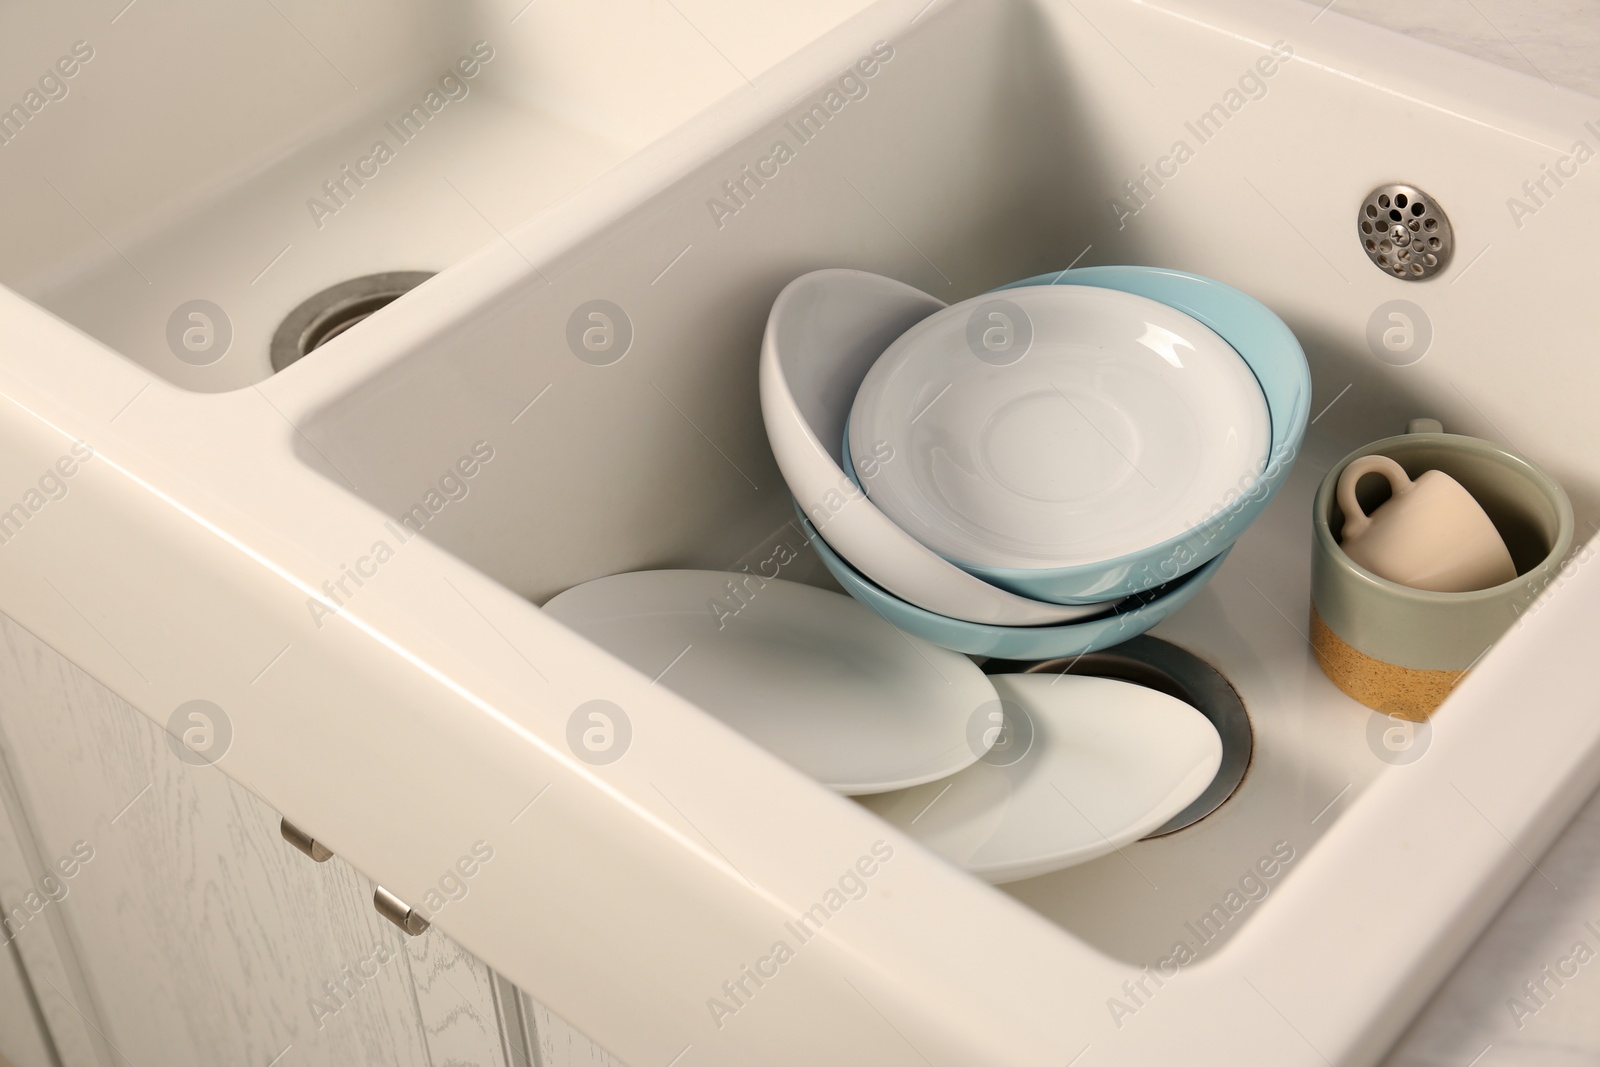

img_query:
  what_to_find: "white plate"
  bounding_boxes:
[848,285,1271,569]
[760,270,1115,623]
[857,673,1222,883]
[543,570,999,794]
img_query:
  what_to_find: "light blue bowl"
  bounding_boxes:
[902,266,1308,604]
[801,510,1231,658]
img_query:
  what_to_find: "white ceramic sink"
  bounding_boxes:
[0,0,867,392]
[2,1,1599,1064]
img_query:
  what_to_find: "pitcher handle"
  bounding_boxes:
[1337,455,1413,540]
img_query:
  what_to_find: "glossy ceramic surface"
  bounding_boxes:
[1312,432,1575,671]
[544,570,998,794]
[857,673,1222,883]
[761,269,1106,624]
[848,284,1269,570]
[801,511,1231,658]
[954,266,1311,604]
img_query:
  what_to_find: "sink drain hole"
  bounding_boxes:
[1358,183,1453,279]
[271,271,434,372]
[985,636,1251,835]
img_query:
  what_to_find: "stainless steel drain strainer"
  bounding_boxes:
[270,271,435,372]
[985,636,1252,836]
[1358,184,1452,279]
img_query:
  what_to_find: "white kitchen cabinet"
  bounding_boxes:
[0,613,622,1067]
[1,759,57,1067]
[0,730,107,1067]
[0,937,54,1067]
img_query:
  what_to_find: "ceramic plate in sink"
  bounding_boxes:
[857,672,1222,882]
[848,284,1271,570]
[543,570,998,794]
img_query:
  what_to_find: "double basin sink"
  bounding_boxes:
[1,0,1598,1063]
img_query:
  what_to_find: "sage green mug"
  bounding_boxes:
[1310,421,1573,720]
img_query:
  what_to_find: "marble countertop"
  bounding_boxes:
[1314,3,1600,1064]
[1330,0,1600,99]
[1383,790,1600,1066]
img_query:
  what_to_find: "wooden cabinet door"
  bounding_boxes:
[0,612,620,1067]
[0,930,57,1067]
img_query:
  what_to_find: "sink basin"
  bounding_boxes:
[0,0,863,392]
[2,0,1598,1064]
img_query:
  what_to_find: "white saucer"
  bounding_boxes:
[543,570,999,794]
[848,285,1271,569]
[856,673,1222,883]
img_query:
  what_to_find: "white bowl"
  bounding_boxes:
[760,270,1113,626]
[848,284,1271,570]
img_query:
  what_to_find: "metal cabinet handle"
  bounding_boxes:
[374,886,430,936]
[280,817,333,862]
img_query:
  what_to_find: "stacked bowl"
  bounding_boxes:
[760,265,1310,658]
